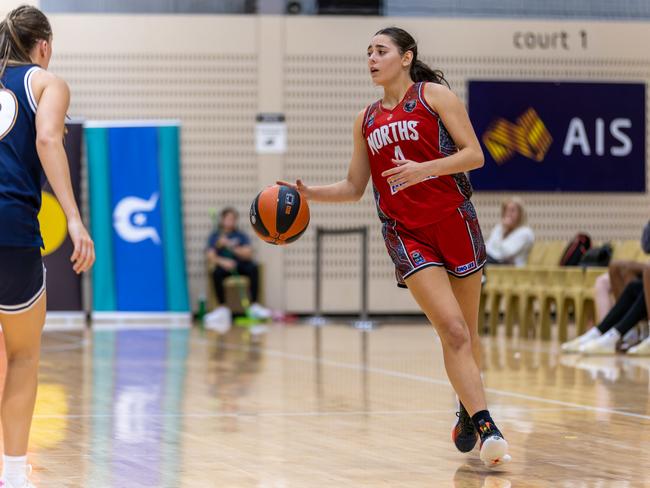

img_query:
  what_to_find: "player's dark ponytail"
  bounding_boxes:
[375,27,449,87]
[410,59,448,87]
[0,5,51,87]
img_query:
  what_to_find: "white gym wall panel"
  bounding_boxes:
[44,15,649,313]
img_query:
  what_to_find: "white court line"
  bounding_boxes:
[32,406,584,420]
[32,409,457,419]
[206,339,650,422]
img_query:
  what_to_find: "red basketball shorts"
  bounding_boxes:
[381,200,487,288]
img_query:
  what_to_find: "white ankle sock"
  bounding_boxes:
[2,455,27,486]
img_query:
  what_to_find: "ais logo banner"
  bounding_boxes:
[468,81,645,192]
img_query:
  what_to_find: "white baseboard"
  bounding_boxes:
[45,312,87,331]
[91,312,192,330]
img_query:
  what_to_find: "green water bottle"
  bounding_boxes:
[197,294,207,328]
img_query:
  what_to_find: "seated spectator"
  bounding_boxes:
[206,207,270,320]
[486,197,535,266]
[562,262,650,354]
[594,260,646,323]
[584,222,650,340]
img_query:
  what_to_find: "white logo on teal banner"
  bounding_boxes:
[113,193,161,244]
[86,122,189,312]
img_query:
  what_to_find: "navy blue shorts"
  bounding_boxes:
[0,247,46,314]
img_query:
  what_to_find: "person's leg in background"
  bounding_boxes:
[628,264,650,355]
[581,279,646,354]
[205,266,234,332]
[594,272,613,323]
[238,261,270,319]
[609,260,643,299]
[212,266,231,305]
[594,279,643,335]
[563,278,644,352]
[237,261,259,304]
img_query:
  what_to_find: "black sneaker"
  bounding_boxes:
[452,404,478,453]
[477,419,511,467]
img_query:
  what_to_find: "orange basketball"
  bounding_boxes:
[250,185,310,245]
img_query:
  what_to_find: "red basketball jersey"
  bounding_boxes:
[362,82,473,229]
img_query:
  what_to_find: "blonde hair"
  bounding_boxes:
[501,196,526,228]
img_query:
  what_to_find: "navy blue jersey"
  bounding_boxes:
[0,64,45,247]
[207,230,251,260]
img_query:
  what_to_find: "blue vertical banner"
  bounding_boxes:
[109,127,166,311]
[85,121,189,315]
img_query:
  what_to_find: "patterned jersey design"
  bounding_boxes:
[363,82,473,229]
[372,185,391,224]
[453,173,473,200]
[457,200,487,265]
[381,221,413,285]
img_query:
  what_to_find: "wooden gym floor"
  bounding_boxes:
[2,322,649,487]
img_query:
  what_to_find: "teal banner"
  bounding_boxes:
[85,121,189,313]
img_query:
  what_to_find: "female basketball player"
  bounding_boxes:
[278,27,510,466]
[0,6,94,487]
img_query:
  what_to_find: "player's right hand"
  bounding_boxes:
[217,234,233,249]
[276,179,311,199]
[68,217,95,274]
[220,258,237,272]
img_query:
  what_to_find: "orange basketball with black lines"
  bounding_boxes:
[250,185,310,245]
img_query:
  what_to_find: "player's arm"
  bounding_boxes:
[206,250,236,271]
[423,83,484,175]
[233,235,254,261]
[206,247,220,266]
[34,72,94,273]
[233,245,253,260]
[207,250,236,269]
[382,83,484,191]
[206,245,237,269]
[205,235,221,266]
[277,110,370,202]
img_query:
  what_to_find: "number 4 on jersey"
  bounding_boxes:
[394,145,405,161]
[390,145,407,195]
[390,144,437,195]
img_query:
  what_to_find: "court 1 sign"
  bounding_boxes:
[468,81,645,192]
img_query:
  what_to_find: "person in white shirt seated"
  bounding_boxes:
[485,197,535,267]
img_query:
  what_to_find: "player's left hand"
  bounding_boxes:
[382,159,432,192]
[68,217,95,274]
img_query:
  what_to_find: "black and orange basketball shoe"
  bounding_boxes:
[452,403,478,453]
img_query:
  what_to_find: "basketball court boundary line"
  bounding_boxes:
[206,339,650,422]
[32,406,586,420]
